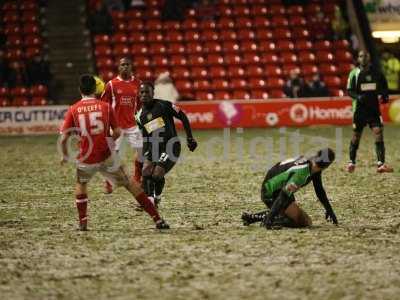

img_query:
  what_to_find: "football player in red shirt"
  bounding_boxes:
[101,57,143,193]
[60,74,169,230]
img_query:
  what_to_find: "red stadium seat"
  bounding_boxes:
[316,51,334,63]
[231,78,248,90]
[212,79,230,90]
[200,20,217,30]
[182,18,198,30]
[271,16,289,27]
[146,8,161,19]
[249,78,267,89]
[154,67,170,77]
[273,28,291,39]
[259,41,276,52]
[191,67,208,79]
[324,76,341,88]
[95,45,112,57]
[267,77,285,89]
[314,40,332,51]
[152,56,169,67]
[241,41,259,52]
[96,57,114,69]
[128,32,146,43]
[214,91,232,100]
[269,89,286,98]
[219,5,233,17]
[112,33,128,44]
[127,19,144,31]
[130,43,148,55]
[294,40,312,51]
[320,64,338,75]
[265,66,283,77]
[31,97,48,106]
[2,2,18,11]
[167,43,185,55]
[125,9,144,19]
[254,17,270,28]
[170,55,188,66]
[186,42,203,54]
[0,87,9,97]
[337,63,355,75]
[146,19,162,31]
[305,3,322,14]
[298,51,316,64]
[165,31,183,42]
[225,54,243,65]
[21,1,38,11]
[99,70,116,82]
[287,5,304,15]
[232,90,251,100]
[261,53,280,65]
[4,25,21,35]
[3,12,19,23]
[195,91,214,101]
[132,56,151,67]
[22,22,38,35]
[163,21,181,31]
[6,49,24,60]
[6,35,23,47]
[243,53,261,65]
[193,79,211,91]
[202,29,219,41]
[149,43,167,55]
[25,47,41,58]
[301,64,319,76]
[12,96,30,107]
[276,40,294,51]
[251,90,269,100]
[94,34,111,45]
[289,16,306,27]
[113,44,130,56]
[184,31,200,42]
[222,42,240,53]
[233,6,250,17]
[188,55,206,66]
[136,67,152,80]
[330,89,344,97]
[206,54,224,66]
[236,17,253,29]
[30,85,48,97]
[111,10,125,21]
[218,17,235,30]
[333,39,350,50]
[246,65,263,77]
[147,31,164,43]
[292,28,309,39]
[171,66,190,79]
[209,66,227,78]
[220,30,238,41]
[0,98,10,107]
[204,41,223,53]
[251,6,269,16]
[175,80,193,93]
[270,4,285,15]
[335,50,353,62]
[256,29,273,40]
[227,66,245,78]
[237,29,256,41]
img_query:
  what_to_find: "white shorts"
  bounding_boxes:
[76,155,129,187]
[115,126,143,151]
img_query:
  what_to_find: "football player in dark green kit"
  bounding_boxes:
[346,50,393,173]
[242,148,338,229]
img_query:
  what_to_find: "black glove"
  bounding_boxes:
[325,206,338,225]
[187,137,198,152]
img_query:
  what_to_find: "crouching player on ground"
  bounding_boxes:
[59,75,169,231]
[136,82,197,206]
[242,148,338,229]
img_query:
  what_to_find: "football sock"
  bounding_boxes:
[246,211,267,224]
[76,194,88,225]
[135,192,161,223]
[133,159,143,184]
[349,141,359,164]
[154,177,165,198]
[375,141,385,165]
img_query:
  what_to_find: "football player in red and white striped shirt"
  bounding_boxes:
[101,57,143,193]
[60,74,169,230]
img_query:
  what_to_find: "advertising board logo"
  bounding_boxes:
[290,104,308,123]
[265,112,279,126]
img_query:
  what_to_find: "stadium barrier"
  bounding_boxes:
[0,97,396,135]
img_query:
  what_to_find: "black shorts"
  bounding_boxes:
[145,141,181,173]
[353,109,383,132]
[260,183,295,209]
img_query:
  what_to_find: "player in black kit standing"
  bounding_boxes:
[136,82,198,206]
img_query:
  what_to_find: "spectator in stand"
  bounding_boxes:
[0,56,9,87]
[161,0,186,21]
[87,2,113,35]
[283,69,308,98]
[26,55,52,86]
[306,73,330,97]
[381,51,400,94]
[154,72,180,103]
[7,61,29,88]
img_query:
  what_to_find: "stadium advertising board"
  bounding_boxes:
[0,99,394,134]
[177,98,391,129]
[0,105,68,135]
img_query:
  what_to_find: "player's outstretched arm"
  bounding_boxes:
[176,110,197,152]
[312,174,338,225]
